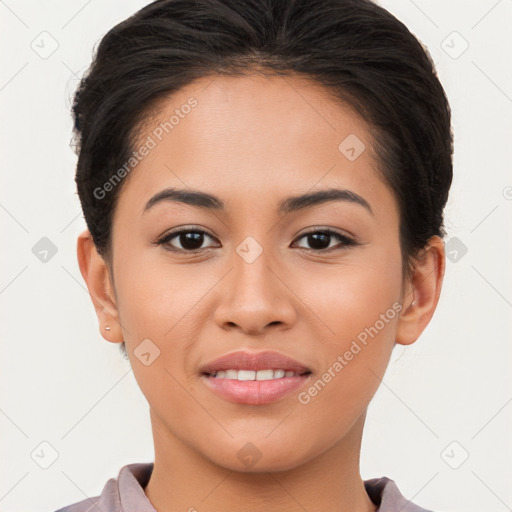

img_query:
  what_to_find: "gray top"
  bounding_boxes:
[54,462,434,512]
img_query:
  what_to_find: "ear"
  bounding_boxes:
[395,235,446,346]
[76,229,124,344]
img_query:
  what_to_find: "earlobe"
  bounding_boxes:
[395,236,445,346]
[76,229,124,344]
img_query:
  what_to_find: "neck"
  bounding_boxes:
[144,410,377,512]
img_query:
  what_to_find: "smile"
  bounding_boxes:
[209,369,307,380]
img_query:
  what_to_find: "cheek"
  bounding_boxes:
[293,272,402,450]
[294,250,403,344]
[292,249,403,399]
[112,250,215,399]
[113,245,203,338]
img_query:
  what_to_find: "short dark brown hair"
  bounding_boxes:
[71,0,453,355]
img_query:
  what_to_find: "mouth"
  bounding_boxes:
[204,368,311,380]
[199,350,312,405]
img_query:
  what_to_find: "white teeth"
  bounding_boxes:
[237,370,256,381]
[256,369,274,381]
[212,369,301,380]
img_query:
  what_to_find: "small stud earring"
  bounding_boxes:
[104,326,111,331]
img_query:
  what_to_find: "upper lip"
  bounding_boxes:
[200,350,311,375]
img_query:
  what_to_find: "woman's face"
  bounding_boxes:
[93,74,423,471]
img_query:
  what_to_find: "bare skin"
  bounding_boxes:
[77,73,445,512]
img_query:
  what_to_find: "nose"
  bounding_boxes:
[213,247,298,336]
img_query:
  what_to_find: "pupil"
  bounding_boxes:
[309,233,329,249]
[177,232,333,251]
[181,232,203,250]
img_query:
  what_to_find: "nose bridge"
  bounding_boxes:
[213,236,296,333]
[231,236,279,307]
[235,240,273,293]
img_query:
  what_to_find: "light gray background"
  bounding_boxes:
[1,1,511,511]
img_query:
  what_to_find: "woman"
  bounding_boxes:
[56,0,452,510]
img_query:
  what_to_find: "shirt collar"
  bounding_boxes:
[94,462,431,512]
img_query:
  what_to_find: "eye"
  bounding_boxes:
[156,226,220,252]
[155,226,357,253]
[292,228,356,252]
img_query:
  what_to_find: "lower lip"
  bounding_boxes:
[202,374,311,405]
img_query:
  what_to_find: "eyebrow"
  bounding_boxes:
[143,187,373,216]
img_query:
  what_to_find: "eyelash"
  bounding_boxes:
[155,226,357,254]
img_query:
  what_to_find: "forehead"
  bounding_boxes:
[137,72,370,166]
[119,73,397,222]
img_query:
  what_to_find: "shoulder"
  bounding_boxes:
[53,478,117,512]
[364,476,436,512]
[54,496,101,512]
[53,462,154,512]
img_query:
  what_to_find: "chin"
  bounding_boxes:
[198,435,319,474]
